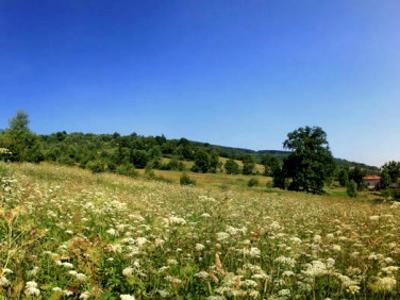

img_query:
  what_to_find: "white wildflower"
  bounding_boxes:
[169,216,186,225]
[369,277,397,292]
[122,267,134,277]
[195,243,205,251]
[249,247,261,258]
[25,281,40,296]
[0,276,10,287]
[106,228,117,236]
[216,232,230,241]
[80,291,91,299]
[195,271,209,279]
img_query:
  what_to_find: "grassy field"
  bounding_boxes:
[136,168,271,191]
[0,162,399,299]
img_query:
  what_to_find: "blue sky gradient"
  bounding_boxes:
[1,1,399,166]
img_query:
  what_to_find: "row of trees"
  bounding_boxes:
[0,111,280,177]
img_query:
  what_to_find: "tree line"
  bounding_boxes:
[1,111,395,196]
[0,111,280,176]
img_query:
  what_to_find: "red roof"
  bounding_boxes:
[363,176,381,181]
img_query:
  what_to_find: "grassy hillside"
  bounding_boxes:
[0,162,399,299]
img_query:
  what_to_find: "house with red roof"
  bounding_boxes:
[363,175,381,189]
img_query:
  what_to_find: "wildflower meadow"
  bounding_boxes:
[0,162,399,299]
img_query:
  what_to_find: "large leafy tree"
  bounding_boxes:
[279,126,336,194]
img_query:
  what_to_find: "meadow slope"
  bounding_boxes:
[0,163,399,299]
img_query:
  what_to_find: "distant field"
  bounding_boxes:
[0,162,399,299]
[137,168,271,190]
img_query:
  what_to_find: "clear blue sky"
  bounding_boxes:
[1,1,399,166]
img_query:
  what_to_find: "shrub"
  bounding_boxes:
[86,160,106,173]
[180,173,196,186]
[191,150,210,173]
[225,159,240,175]
[130,150,149,169]
[247,178,259,187]
[346,180,357,198]
[116,163,137,177]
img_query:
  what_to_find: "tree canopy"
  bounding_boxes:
[275,126,336,194]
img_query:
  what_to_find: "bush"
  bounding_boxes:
[247,178,259,187]
[180,173,196,186]
[86,160,106,173]
[346,180,357,198]
[191,150,210,173]
[116,163,137,177]
[225,159,240,175]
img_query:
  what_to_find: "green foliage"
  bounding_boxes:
[130,149,149,168]
[116,163,137,177]
[381,161,400,184]
[346,180,357,198]
[278,126,336,194]
[9,110,29,131]
[338,167,349,187]
[180,173,196,186]
[242,154,255,175]
[272,167,286,189]
[191,150,210,173]
[86,160,106,173]
[57,155,75,166]
[247,178,259,187]
[208,151,220,173]
[176,138,194,160]
[349,166,367,191]
[0,111,43,163]
[261,154,280,176]
[379,169,391,190]
[162,157,185,171]
[380,188,393,200]
[224,159,240,175]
